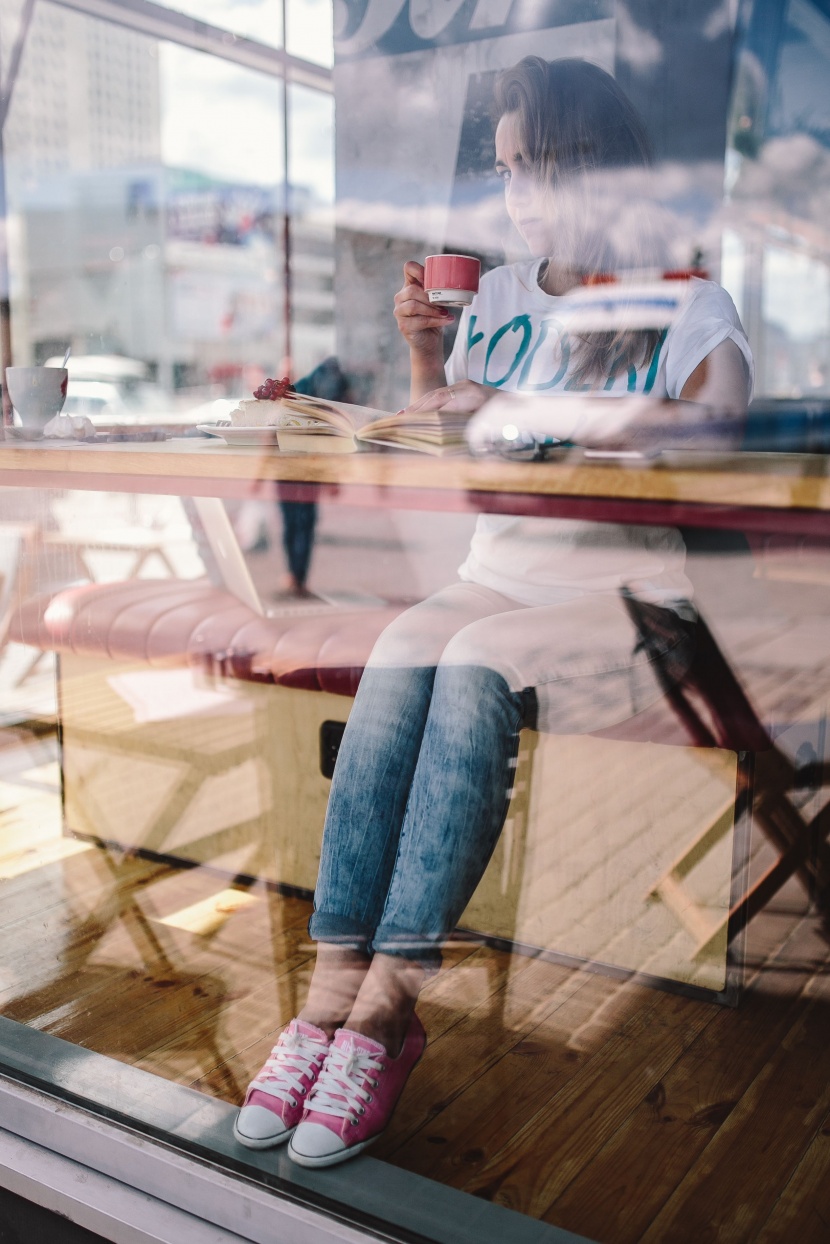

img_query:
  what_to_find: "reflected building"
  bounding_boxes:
[3,5,161,179]
[2,3,333,392]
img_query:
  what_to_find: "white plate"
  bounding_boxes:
[197,424,278,446]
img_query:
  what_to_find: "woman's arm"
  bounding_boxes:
[638,338,752,450]
[394,261,453,402]
[409,339,751,424]
[679,339,751,412]
[576,340,751,450]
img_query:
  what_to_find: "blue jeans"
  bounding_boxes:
[310,661,530,967]
[309,582,694,968]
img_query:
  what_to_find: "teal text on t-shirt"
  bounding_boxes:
[466,314,667,394]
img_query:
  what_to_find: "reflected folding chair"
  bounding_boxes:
[620,590,830,967]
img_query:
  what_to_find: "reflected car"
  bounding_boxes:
[61,380,132,424]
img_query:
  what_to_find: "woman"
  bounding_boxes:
[234,57,752,1168]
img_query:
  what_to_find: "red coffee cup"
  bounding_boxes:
[424,254,481,306]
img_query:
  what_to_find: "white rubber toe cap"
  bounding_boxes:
[234,1105,289,1144]
[289,1121,345,1160]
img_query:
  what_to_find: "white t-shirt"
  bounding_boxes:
[447,261,753,607]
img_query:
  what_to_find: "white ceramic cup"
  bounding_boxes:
[5,366,68,429]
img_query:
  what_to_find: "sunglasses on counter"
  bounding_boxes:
[470,429,567,461]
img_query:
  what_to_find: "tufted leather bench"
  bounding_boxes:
[9,579,723,746]
[10,579,404,696]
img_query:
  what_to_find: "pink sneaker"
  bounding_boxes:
[288,1013,426,1168]
[233,1019,330,1149]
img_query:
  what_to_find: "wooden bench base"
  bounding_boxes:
[58,653,741,997]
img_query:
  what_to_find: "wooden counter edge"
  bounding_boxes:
[1,440,829,512]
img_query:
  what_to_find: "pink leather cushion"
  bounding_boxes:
[10,581,777,748]
[256,608,404,696]
[12,582,714,740]
[10,581,402,696]
[12,582,259,666]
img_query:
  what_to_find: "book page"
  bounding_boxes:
[280,393,391,434]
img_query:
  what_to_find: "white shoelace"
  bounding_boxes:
[306,1040,384,1125]
[251,1026,328,1108]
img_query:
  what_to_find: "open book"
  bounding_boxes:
[274,393,470,456]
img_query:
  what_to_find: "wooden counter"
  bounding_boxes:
[2,438,830,533]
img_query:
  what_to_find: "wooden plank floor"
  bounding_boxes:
[1,730,829,1243]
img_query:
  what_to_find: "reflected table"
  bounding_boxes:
[2,438,829,1003]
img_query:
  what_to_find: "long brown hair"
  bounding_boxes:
[493,57,663,387]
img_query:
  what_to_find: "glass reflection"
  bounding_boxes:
[1,1,829,1241]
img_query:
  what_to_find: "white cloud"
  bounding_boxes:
[287,0,334,65]
[615,3,663,72]
[159,0,334,196]
[160,44,284,184]
[703,5,732,41]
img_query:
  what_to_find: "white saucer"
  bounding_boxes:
[197,424,278,447]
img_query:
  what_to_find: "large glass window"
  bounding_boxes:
[1,3,829,1243]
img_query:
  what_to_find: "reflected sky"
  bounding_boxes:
[159,0,334,64]
[160,46,285,187]
[290,84,335,206]
[287,0,334,65]
[158,9,332,196]
[161,0,284,49]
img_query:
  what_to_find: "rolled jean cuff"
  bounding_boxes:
[308,910,373,953]
[370,923,443,974]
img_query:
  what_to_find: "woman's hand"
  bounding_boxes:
[395,261,458,401]
[394,262,453,357]
[404,378,495,416]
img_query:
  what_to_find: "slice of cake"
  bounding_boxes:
[229,376,297,427]
[229,398,329,429]
[230,398,283,427]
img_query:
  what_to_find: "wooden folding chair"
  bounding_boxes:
[621,590,830,964]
